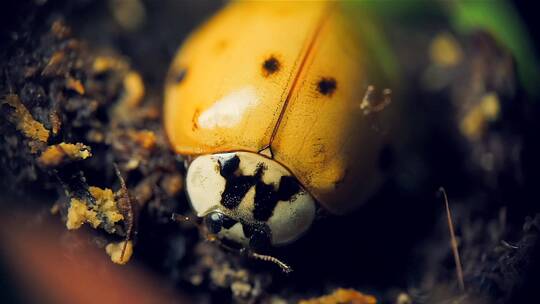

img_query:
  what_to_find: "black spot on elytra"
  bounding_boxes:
[317,77,337,96]
[262,56,280,77]
[173,68,187,84]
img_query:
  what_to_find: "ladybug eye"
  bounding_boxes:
[204,211,224,234]
[204,211,237,235]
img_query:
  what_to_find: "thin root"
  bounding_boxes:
[439,187,465,292]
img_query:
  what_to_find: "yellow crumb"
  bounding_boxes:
[89,186,124,225]
[38,142,91,167]
[65,78,85,95]
[51,20,71,39]
[66,186,124,230]
[2,94,50,144]
[460,93,501,140]
[66,198,100,230]
[299,288,377,304]
[50,111,61,135]
[129,130,156,150]
[106,241,133,265]
[120,71,145,108]
[92,56,128,73]
[41,51,65,76]
[429,32,463,68]
[50,203,61,215]
[396,293,412,304]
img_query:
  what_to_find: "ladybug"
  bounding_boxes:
[164,2,396,254]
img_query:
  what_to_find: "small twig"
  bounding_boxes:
[439,187,465,292]
[114,163,134,261]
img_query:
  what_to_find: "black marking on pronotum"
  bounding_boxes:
[222,215,237,229]
[253,175,301,221]
[218,156,263,209]
[262,55,280,77]
[218,155,301,220]
[317,77,337,96]
[218,155,240,178]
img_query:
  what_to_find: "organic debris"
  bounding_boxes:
[0,16,182,270]
[66,186,123,231]
[106,240,134,265]
[38,142,91,167]
[298,289,377,304]
[2,93,50,145]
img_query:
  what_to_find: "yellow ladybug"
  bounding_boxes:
[164,1,397,251]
